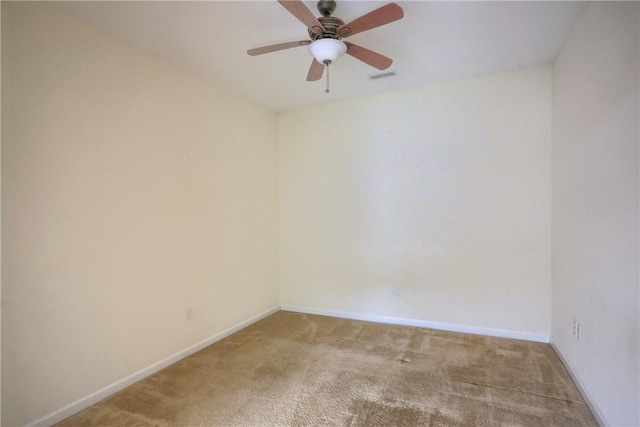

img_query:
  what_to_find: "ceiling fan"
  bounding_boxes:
[247,0,404,92]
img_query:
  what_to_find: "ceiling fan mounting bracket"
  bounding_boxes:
[336,29,351,38]
[309,26,324,39]
[316,0,336,17]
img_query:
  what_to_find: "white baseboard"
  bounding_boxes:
[280,305,550,343]
[550,340,607,427]
[26,305,281,427]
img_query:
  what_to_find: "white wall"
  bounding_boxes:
[1,3,279,426]
[551,2,639,426]
[279,66,552,338]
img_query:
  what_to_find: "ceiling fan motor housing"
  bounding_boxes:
[309,16,345,40]
[308,0,348,40]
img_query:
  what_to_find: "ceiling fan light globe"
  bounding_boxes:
[309,39,347,64]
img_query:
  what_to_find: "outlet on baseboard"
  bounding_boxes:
[392,286,402,296]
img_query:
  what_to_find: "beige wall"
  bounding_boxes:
[1,3,279,425]
[279,66,552,337]
[551,2,639,425]
[6,1,638,426]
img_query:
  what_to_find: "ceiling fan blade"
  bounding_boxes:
[247,40,311,56]
[336,3,404,38]
[306,58,325,81]
[345,42,393,70]
[278,0,326,32]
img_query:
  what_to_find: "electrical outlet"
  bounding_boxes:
[185,308,193,320]
[572,318,582,341]
[392,286,402,296]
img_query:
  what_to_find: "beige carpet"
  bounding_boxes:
[57,311,597,426]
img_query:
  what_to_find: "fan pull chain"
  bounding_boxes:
[325,62,330,94]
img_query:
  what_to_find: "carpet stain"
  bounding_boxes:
[56,311,598,426]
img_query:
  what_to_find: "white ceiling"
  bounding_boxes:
[56,1,584,112]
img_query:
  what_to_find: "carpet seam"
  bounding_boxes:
[456,378,585,405]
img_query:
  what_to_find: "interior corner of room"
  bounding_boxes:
[1,1,638,426]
